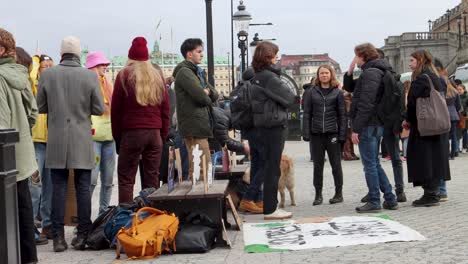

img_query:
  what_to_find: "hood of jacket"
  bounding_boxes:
[361,59,393,73]
[0,58,30,92]
[173,59,197,78]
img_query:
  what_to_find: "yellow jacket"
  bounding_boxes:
[30,56,48,143]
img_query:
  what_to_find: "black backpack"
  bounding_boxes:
[376,70,404,132]
[229,80,254,130]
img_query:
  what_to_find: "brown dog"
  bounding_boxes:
[279,154,296,208]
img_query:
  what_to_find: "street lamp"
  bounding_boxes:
[447,9,451,31]
[457,16,463,49]
[205,0,215,87]
[428,19,432,32]
[233,0,252,75]
[463,11,467,34]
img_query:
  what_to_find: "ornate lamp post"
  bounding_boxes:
[205,0,215,86]
[233,1,252,76]
[428,19,432,32]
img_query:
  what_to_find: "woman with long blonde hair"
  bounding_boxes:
[302,64,346,206]
[111,37,170,203]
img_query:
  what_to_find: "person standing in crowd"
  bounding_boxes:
[0,28,39,264]
[342,89,359,161]
[347,43,398,213]
[15,47,51,246]
[302,79,314,162]
[249,41,295,220]
[302,65,346,205]
[37,36,104,252]
[173,38,218,179]
[404,50,451,207]
[457,83,468,152]
[111,37,169,204]
[400,80,411,161]
[85,51,115,216]
[445,80,462,160]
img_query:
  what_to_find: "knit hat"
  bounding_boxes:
[60,36,81,57]
[85,51,110,69]
[128,37,149,61]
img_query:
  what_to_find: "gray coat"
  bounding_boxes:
[37,57,104,169]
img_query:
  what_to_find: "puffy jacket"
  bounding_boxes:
[212,107,244,153]
[350,59,390,133]
[302,86,346,141]
[250,66,295,128]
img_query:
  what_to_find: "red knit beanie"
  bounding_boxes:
[128,37,149,61]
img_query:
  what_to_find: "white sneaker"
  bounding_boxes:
[264,208,293,220]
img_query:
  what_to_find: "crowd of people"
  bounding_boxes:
[0,25,457,263]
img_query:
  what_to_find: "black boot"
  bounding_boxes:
[329,187,343,204]
[53,231,68,252]
[313,189,323,206]
[71,233,88,250]
[360,193,369,203]
[412,194,440,207]
[396,190,407,203]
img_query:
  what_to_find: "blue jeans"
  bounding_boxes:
[462,129,468,149]
[29,142,52,228]
[402,138,408,157]
[358,126,396,207]
[90,141,116,215]
[439,179,447,196]
[244,129,265,202]
[450,121,458,158]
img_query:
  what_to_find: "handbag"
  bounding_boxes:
[416,74,451,136]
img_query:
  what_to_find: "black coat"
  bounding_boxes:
[406,70,451,186]
[211,107,244,153]
[349,59,391,133]
[250,66,295,128]
[302,86,346,141]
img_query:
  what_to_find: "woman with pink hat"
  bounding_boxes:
[86,51,115,216]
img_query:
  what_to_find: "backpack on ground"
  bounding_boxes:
[230,80,254,130]
[174,212,218,253]
[116,207,179,260]
[375,69,404,133]
[416,74,451,136]
[87,206,118,250]
[104,204,137,248]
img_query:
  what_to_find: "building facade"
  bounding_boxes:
[279,54,342,94]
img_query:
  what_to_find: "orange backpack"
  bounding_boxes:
[116,207,179,260]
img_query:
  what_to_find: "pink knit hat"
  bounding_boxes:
[85,51,110,69]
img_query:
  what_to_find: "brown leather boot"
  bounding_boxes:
[239,200,263,214]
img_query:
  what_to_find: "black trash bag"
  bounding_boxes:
[87,206,118,250]
[175,212,218,254]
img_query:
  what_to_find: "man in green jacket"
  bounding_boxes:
[173,38,218,180]
[0,28,38,264]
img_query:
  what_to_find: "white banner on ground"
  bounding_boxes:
[243,216,426,252]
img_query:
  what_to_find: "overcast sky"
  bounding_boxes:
[3,0,461,68]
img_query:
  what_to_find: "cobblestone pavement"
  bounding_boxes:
[37,141,468,264]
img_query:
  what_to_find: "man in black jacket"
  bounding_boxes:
[346,43,398,213]
[343,48,406,204]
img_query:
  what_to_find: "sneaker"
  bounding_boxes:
[439,194,449,202]
[239,200,263,214]
[360,194,369,203]
[396,192,407,203]
[382,201,399,210]
[255,200,264,208]
[355,202,382,213]
[264,209,293,220]
[412,195,440,207]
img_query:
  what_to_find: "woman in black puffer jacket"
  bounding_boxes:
[211,106,247,153]
[302,64,346,206]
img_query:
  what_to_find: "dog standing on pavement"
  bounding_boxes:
[279,154,296,208]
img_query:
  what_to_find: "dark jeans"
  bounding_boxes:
[119,129,163,204]
[257,127,286,214]
[244,129,264,202]
[382,128,404,193]
[17,178,38,263]
[51,169,92,237]
[358,126,396,207]
[449,121,459,158]
[310,133,343,190]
